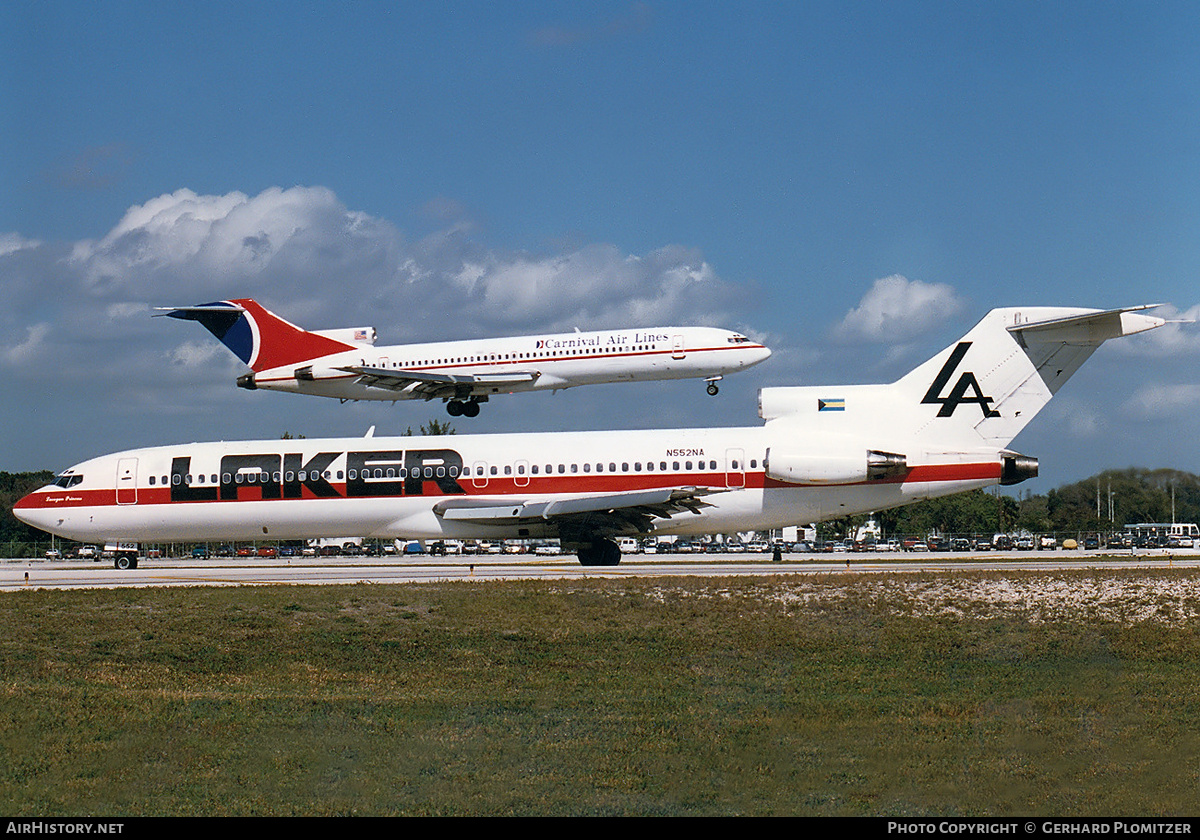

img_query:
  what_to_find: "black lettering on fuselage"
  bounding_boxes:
[169,457,218,502]
[404,448,465,496]
[346,450,406,497]
[168,448,468,502]
[283,452,340,498]
[220,454,282,500]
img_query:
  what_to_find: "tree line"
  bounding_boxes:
[865,468,1200,540]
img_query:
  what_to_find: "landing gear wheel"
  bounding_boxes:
[463,400,481,418]
[707,382,719,396]
[446,401,464,417]
[577,539,621,567]
[115,554,135,571]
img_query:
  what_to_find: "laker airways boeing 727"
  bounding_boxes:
[157,299,771,416]
[17,304,1164,568]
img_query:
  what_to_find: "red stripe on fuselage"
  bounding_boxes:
[251,342,763,385]
[17,461,1000,511]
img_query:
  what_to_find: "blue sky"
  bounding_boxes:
[2,1,1198,491]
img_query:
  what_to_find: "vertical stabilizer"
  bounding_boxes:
[157,298,355,371]
[759,305,1163,451]
[895,305,1163,448]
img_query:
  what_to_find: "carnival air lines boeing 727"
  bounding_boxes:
[17,305,1163,568]
[157,299,771,416]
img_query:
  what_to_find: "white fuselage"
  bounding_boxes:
[14,425,1005,545]
[252,326,769,401]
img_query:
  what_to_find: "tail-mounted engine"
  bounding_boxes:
[765,447,908,485]
[1000,454,1039,485]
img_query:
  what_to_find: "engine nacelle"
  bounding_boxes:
[766,447,908,485]
[1000,454,1039,485]
[312,327,376,346]
[293,365,344,382]
[758,387,809,421]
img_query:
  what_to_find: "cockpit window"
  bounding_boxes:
[728,335,750,343]
[53,473,83,488]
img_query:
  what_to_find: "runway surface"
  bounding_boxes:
[3,549,1198,591]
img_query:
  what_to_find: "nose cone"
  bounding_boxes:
[748,343,772,367]
[12,490,61,534]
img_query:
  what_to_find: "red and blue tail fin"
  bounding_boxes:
[157,298,355,372]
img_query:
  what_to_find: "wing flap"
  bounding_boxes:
[432,486,723,530]
[337,365,540,398]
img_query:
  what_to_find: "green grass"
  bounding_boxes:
[1,571,1198,815]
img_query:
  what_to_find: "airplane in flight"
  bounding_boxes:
[17,304,1163,569]
[157,298,771,416]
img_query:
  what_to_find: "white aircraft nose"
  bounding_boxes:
[12,497,58,532]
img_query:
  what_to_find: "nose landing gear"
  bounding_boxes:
[705,376,722,396]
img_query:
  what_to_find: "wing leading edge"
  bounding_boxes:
[337,365,540,400]
[432,486,725,537]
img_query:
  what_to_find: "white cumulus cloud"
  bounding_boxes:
[831,275,966,344]
[0,185,750,402]
[1122,383,1200,421]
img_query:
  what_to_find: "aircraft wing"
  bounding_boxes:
[432,486,724,536]
[337,365,540,400]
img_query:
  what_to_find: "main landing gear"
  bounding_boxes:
[445,398,482,418]
[706,375,722,396]
[575,539,621,567]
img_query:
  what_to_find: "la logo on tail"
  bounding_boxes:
[920,342,1000,419]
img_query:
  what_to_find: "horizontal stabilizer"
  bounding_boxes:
[1008,304,1165,344]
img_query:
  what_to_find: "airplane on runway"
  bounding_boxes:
[157,298,771,416]
[18,305,1163,569]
